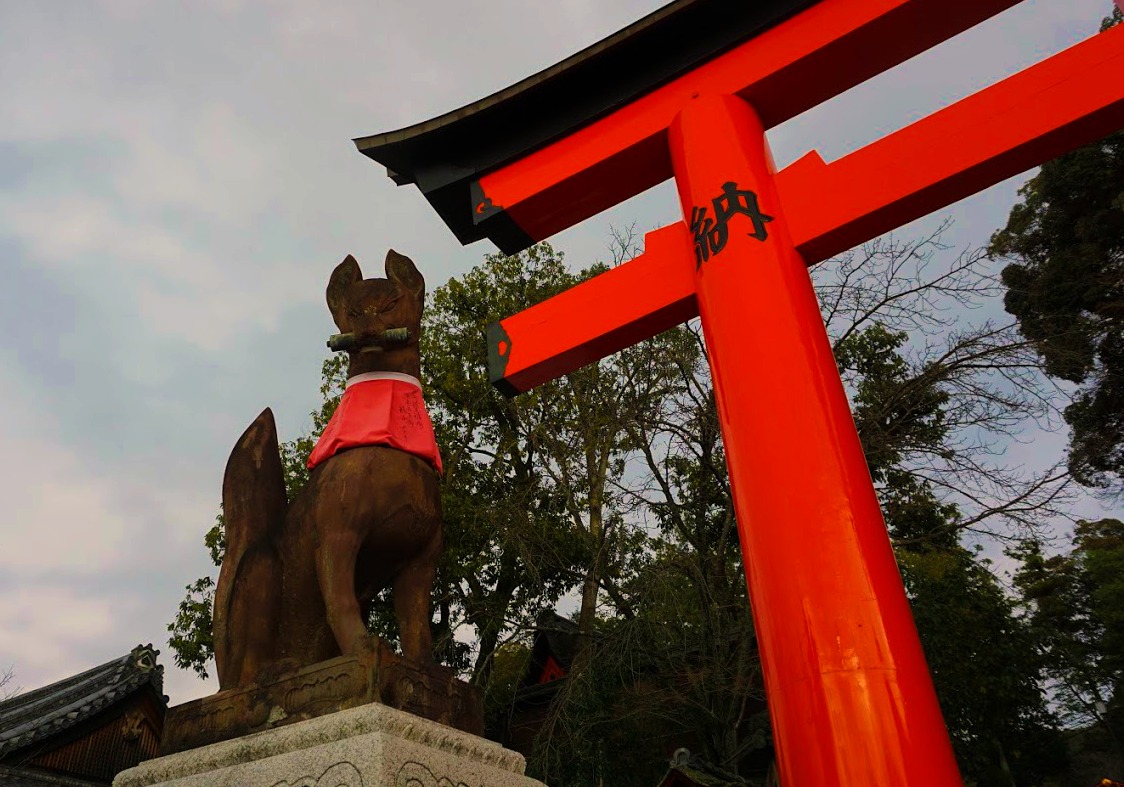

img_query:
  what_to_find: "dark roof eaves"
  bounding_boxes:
[352,0,695,160]
[351,0,818,253]
[0,646,164,758]
[0,764,104,786]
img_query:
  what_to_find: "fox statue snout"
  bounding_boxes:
[212,250,443,691]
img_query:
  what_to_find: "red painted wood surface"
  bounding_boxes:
[473,0,1022,245]
[473,4,1124,781]
[489,222,695,393]
[488,23,1124,395]
[670,93,961,787]
[780,21,1124,263]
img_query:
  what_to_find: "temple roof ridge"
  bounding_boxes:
[0,644,165,757]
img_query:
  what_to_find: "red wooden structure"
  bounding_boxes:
[357,2,1124,784]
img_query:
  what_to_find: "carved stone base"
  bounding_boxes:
[160,639,483,755]
[114,703,545,787]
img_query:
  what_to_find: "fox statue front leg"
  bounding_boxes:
[212,407,288,690]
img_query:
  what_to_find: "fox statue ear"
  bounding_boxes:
[385,249,424,301]
[327,255,362,331]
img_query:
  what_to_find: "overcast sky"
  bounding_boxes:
[1,0,1121,708]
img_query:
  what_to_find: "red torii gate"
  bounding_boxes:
[357,2,1124,784]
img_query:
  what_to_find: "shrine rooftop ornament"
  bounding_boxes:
[355,2,1124,785]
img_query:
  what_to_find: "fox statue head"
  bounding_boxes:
[325,250,425,378]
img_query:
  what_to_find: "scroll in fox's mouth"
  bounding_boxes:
[327,327,411,352]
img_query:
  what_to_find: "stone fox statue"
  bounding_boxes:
[213,250,443,691]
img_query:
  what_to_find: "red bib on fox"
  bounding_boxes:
[307,372,442,473]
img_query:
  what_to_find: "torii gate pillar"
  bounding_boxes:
[669,92,959,784]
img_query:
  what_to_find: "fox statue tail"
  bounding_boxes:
[213,407,288,690]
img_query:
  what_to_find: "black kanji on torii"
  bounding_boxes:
[689,181,775,267]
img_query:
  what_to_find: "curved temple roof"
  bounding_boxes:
[353,0,816,248]
[0,645,165,759]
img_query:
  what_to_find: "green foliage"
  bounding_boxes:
[166,511,226,678]
[901,544,1067,785]
[1078,520,1124,685]
[881,470,961,549]
[529,327,763,784]
[835,323,950,482]
[531,558,765,786]
[482,641,532,738]
[420,243,600,688]
[1103,4,1123,32]
[203,517,225,566]
[1012,518,1124,756]
[163,226,1081,786]
[421,238,698,697]
[989,11,1124,489]
[167,574,215,679]
[834,323,1069,784]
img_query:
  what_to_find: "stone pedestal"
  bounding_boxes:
[160,640,483,754]
[115,703,546,787]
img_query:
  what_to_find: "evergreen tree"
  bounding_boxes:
[1012,518,1124,763]
[989,6,1124,491]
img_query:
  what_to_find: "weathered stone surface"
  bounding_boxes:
[161,639,483,755]
[116,703,544,787]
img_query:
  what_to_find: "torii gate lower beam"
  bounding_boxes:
[484,22,1124,787]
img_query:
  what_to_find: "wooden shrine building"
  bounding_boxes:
[0,645,167,786]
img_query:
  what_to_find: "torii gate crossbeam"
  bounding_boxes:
[357,2,1124,784]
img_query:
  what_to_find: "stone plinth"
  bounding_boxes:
[115,703,546,787]
[161,639,483,755]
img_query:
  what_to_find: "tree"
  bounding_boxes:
[422,236,702,742]
[168,222,1073,786]
[988,6,1124,491]
[816,227,1073,783]
[529,221,1071,785]
[1,665,17,700]
[530,319,767,785]
[166,241,685,705]
[1011,518,1124,761]
[418,241,633,688]
[166,515,225,678]
[819,242,1071,784]
[897,528,1067,785]
[816,222,1073,543]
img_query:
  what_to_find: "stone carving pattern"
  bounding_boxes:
[120,709,145,742]
[271,761,364,787]
[395,761,475,787]
[284,670,355,714]
[200,702,238,731]
[163,658,377,754]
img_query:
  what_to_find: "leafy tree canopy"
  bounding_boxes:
[989,5,1124,490]
[1011,518,1124,760]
